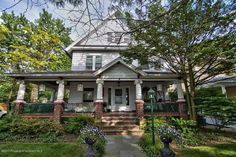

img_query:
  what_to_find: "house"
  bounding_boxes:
[7,11,187,134]
[202,75,236,97]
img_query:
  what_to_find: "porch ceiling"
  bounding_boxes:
[6,70,179,82]
[6,71,95,81]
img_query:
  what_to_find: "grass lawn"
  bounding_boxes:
[0,143,85,157]
[177,142,236,157]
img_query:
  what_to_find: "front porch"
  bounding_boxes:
[8,60,187,122]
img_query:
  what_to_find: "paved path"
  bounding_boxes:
[103,135,147,157]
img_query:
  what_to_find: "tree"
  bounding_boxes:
[0,10,72,103]
[120,0,236,120]
[0,11,71,73]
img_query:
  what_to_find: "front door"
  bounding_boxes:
[111,87,130,111]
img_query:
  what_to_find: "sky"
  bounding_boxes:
[0,0,111,41]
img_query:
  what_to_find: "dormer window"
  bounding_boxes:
[107,32,130,43]
[86,55,102,70]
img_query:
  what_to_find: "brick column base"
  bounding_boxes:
[53,100,64,123]
[136,100,144,118]
[177,100,188,119]
[14,100,25,115]
[95,100,103,119]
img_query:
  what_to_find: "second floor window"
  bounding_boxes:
[86,55,102,70]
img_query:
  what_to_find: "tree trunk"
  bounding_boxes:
[183,79,193,120]
[188,63,197,121]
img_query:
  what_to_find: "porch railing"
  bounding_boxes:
[22,103,54,114]
[144,102,179,113]
[64,103,96,113]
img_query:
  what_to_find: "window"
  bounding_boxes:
[86,56,93,70]
[95,56,102,69]
[85,55,102,70]
[107,32,130,43]
[83,88,94,102]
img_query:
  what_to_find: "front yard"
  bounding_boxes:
[177,142,236,157]
[0,143,84,157]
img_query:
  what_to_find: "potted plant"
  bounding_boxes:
[80,125,106,157]
[157,125,182,157]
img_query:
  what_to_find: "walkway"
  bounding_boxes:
[103,135,147,157]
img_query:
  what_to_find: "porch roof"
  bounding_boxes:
[6,70,179,81]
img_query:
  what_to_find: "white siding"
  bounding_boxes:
[71,52,120,71]
[78,19,130,46]
[68,82,97,103]
[68,81,136,111]
[101,63,138,79]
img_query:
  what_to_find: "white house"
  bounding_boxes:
[7,11,187,132]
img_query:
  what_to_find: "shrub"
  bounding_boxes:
[195,87,224,97]
[139,133,162,157]
[0,116,64,142]
[196,97,236,130]
[64,115,95,134]
[9,118,64,135]
[94,138,106,157]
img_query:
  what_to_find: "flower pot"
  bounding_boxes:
[160,137,175,157]
[84,137,96,157]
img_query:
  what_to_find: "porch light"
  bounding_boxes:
[148,88,155,99]
[39,84,46,92]
[77,83,83,91]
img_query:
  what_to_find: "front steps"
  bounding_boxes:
[100,112,144,135]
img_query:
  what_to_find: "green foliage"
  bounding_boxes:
[196,97,236,130]
[0,116,64,142]
[139,133,162,157]
[93,138,106,157]
[169,118,200,146]
[196,87,225,98]
[64,115,95,134]
[0,11,71,73]
[121,0,236,120]
[145,117,201,146]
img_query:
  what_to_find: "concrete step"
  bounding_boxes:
[102,125,140,130]
[103,112,137,117]
[100,121,138,126]
[102,117,137,121]
[103,130,144,135]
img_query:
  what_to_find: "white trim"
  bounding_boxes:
[94,58,146,76]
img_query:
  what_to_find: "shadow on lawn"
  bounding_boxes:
[178,142,236,157]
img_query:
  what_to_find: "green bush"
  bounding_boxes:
[196,97,236,130]
[64,115,95,134]
[139,133,162,157]
[196,87,224,97]
[0,116,64,142]
[94,139,106,157]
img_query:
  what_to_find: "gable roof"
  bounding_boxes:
[65,10,128,55]
[94,57,146,76]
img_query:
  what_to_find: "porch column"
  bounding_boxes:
[15,80,26,114]
[221,85,227,97]
[135,79,144,118]
[95,78,104,118]
[53,79,65,123]
[164,84,170,101]
[176,80,187,119]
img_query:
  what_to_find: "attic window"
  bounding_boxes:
[107,32,130,43]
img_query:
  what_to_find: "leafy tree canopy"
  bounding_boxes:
[0,10,72,73]
[119,0,236,120]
